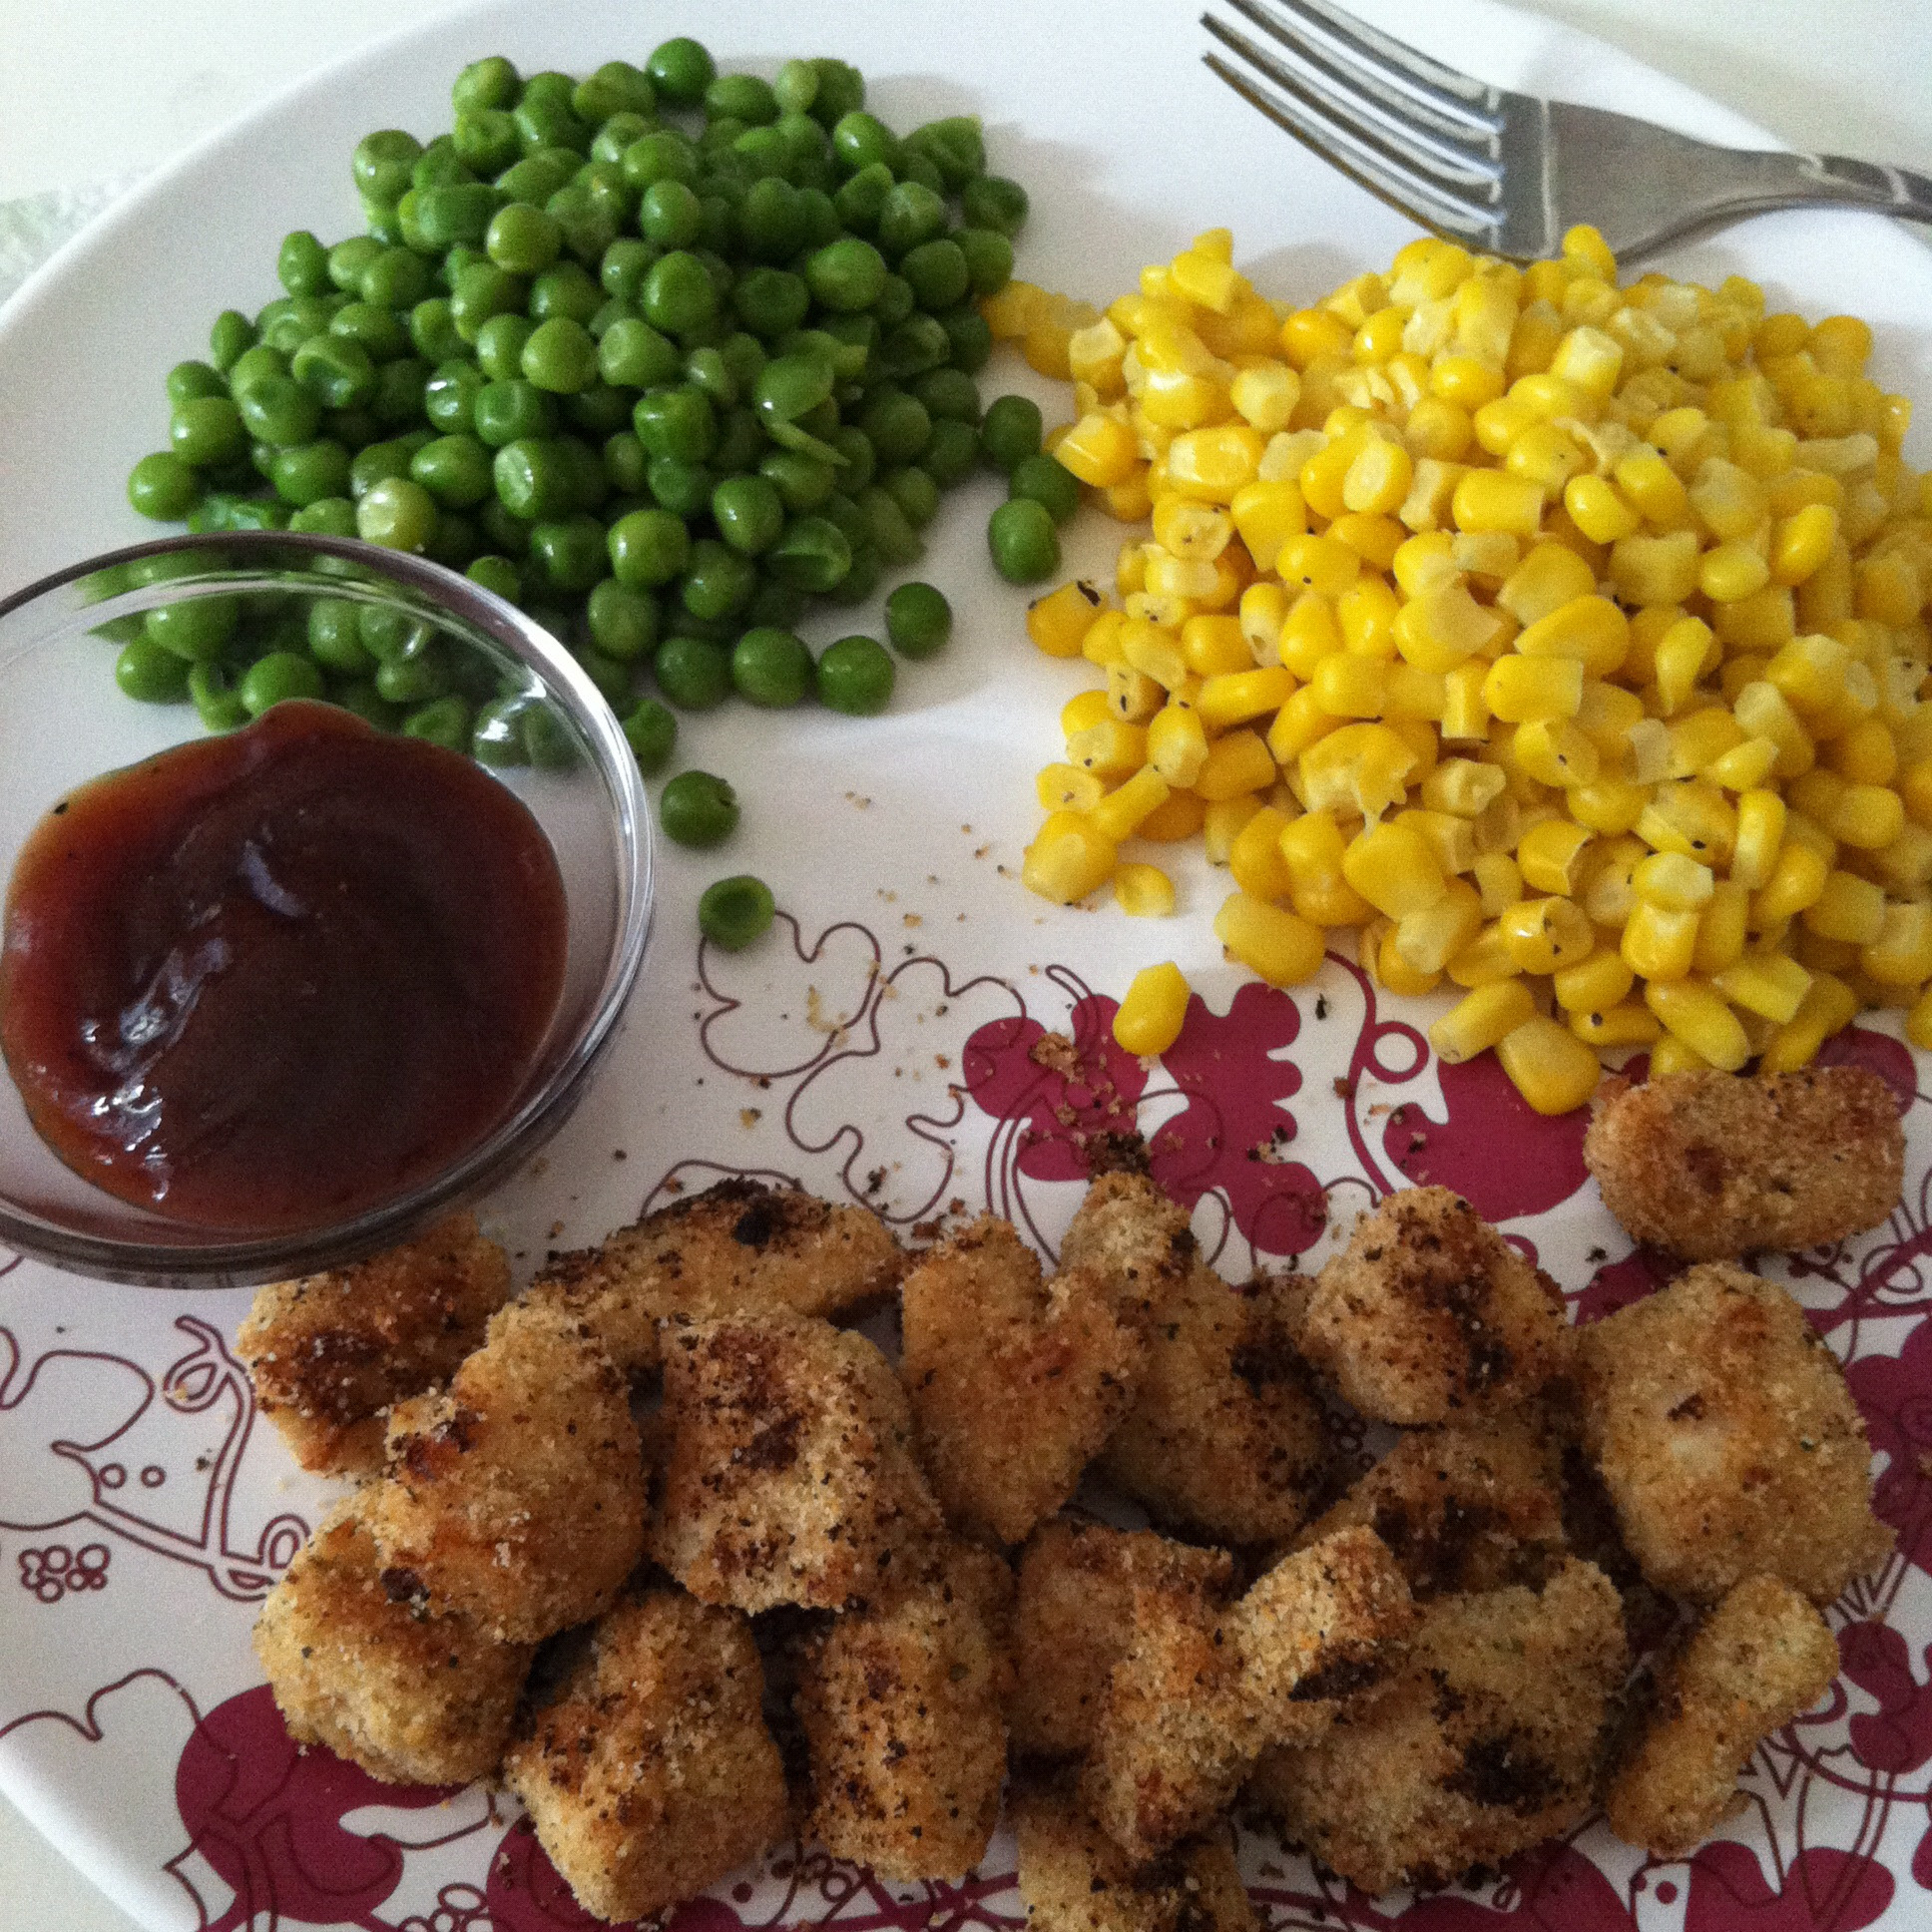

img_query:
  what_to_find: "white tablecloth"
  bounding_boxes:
[2,1,1930,1926]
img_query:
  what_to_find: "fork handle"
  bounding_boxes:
[1699,147,1932,229]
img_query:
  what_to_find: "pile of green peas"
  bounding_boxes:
[122,37,1031,819]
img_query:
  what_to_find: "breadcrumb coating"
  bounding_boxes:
[901,1216,1144,1546]
[1009,1516,1234,1761]
[251,1492,533,1785]
[1058,1171,1197,1328]
[1605,1574,1839,1857]
[1013,1781,1256,1932]
[1101,1262,1328,1547]
[529,1178,903,1375]
[796,1541,1013,1880]
[1233,1527,1416,1745]
[1250,1558,1627,1896]
[1579,1263,1891,1604]
[652,1310,942,1612]
[502,1590,789,1924]
[1292,1189,1573,1424]
[368,1300,646,1642]
[237,1213,510,1476]
[1294,1415,1567,1601]
[1584,1068,1904,1262]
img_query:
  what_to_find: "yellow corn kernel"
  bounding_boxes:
[1277,590,1344,679]
[1571,1001,1664,1048]
[1713,951,1813,1023]
[1393,582,1504,674]
[1495,541,1591,625]
[1447,918,1526,987]
[1423,758,1509,819]
[1199,665,1297,729]
[1394,807,1476,876]
[1497,1014,1603,1114]
[1614,444,1692,528]
[1139,790,1208,844]
[1565,473,1643,544]
[1037,762,1107,812]
[1267,685,1341,762]
[1341,438,1414,517]
[1277,533,1362,599]
[1312,652,1390,719]
[1214,890,1325,986]
[1063,689,1114,738]
[1022,809,1117,904]
[1771,502,1840,586]
[1431,980,1538,1062]
[1473,849,1525,915]
[1484,655,1585,723]
[1500,894,1595,972]
[1514,596,1630,679]
[1171,246,1241,312]
[1826,782,1906,850]
[1394,877,1484,974]
[1705,736,1781,792]
[1554,948,1635,1014]
[1342,820,1447,919]
[1277,810,1371,927]
[1102,469,1155,521]
[1195,727,1277,800]
[1913,983,1932,1050]
[1022,316,1077,381]
[983,278,1047,340]
[1107,664,1166,722]
[1801,868,1887,945]
[1634,849,1715,911]
[1082,609,1130,669]
[1113,960,1190,1054]
[1178,613,1249,677]
[1290,722,1412,819]
[1518,817,1596,894]
[1147,704,1209,787]
[1860,901,1932,985]
[1647,1034,1712,1077]
[1203,793,1263,864]
[1622,899,1699,981]
[1688,458,1767,541]
[1749,839,1831,926]
[1055,411,1139,487]
[1452,469,1547,538]
[1760,970,1860,1070]
[1505,420,1587,495]
[1228,804,1296,902]
[1028,579,1108,660]
[1827,717,1899,786]
[1068,315,1128,396]
[1068,719,1148,777]
[1652,617,1716,718]
[1227,479,1308,574]
[1691,878,1750,973]
[1229,361,1301,433]
[1570,779,1647,835]
[1637,783,1736,865]
[1112,867,1177,923]
[1698,541,1772,605]
[1338,577,1402,660]
[1371,922,1442,997]
[1728,788,1788,890]
[1089,766,1173,843]
[1441,662,1492,741]
[1733,681,1816,778]
[1512,719,1601,789]
[1328,512,1407,570]
[1152,497,1232,562]
[1645,977,1751,1071]
[1610,529,1702,606]
[1669,708,1746,777]
[1167,424,1266,502]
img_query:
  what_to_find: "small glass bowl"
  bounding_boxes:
[0,532,652,1288]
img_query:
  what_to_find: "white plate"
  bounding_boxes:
[4,3,1932,1929]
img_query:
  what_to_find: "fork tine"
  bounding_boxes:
[1226,0,1500,145]
[1267,0,1499,119]
[1222,0,1501,190]
[1203,21,1502,239]
[1203,48,1496,247]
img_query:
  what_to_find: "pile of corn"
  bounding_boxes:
[987,226,1932,1113]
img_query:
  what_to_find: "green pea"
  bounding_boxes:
[752,352,833,429]
[210,309,258,372]
[598,315,681,390]
[530,258,605,324]
[449,53,516,115]
[270,439,353,507]
[514,94,590,160]
[957,227,1016,298]
[960,173,1027,236]
[528,513,611,595]
[370,355,430,427]
[699,873,774,949]
[830,110,898,176]
[680,537,756,621]
[354,243,431,308]
[808,60,865,125]
[166,359,228,406]
[763,513,851,593]
[288,496,359,537]
[771,59,819,117]
[759,447,836,512]
[565,645,630,707]
[471,693,533,764]
[453,105,521,177]
[576,58,657,122]
[188,491,290,534]
[899,238,970,312]
[357,475,439,551]
[407,433,493,508]
[682,344,736,408]
[420,361,482,436]
[188,663,248,732]
[718,329,767,394]
[395,695,470,750]
[906,116,985,190]
[729,626,812,707]
[128,450,201,520]
[941,304,994,373]
[474,379,557,447]
[1010,451,1082,526]
[449,262,528,342]
[115,636,193,703]
[460,555,520,606]
[601,428,649,495]
[306,598,373,674]
[349,434,426,498]
[856,485,923,565]
[815,635,894,715]
[828,425,876,491]
[896,148,946,197]
[600,238,660,304]
[981,393,1044,474]
[630,180,696,252]
[736,177,804,263]
[633,385,717,463]
[168,395,245,470]
[271,229,327,298]
[408,297,466,363]
[885,581,952,660]
[654,635,731,711]
[882,465,940,530]
[491,438,575,521]
[324,236,378,296]
[581,577,658,661]
[522,315,600,393]
[988,496,1061,585]
[797,238,884,316]
[647,36,716,107]
[712,474,784,555]
[546,179,622,262]
[827,162,892,242]
[641,250,718,334]
[483,201,559,275]
[374,646,453,705]
[621,131,700,196]
[607,506,692,588]
[876,181,946,258]
[145,594,238,664]
[237,651,325,718]
[236,372,322,447]
[879,313,950,379]
[496,153,574,207]
[859,390,931,465]
[647,456,717,518]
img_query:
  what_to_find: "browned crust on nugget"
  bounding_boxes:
[502,1590,789,1923]
[1101,1262,1329,1547]
[901,1216,1145,1546]
[1292,1189,1574,1424]
[251,1492,533,1784]
[1013,1780,1257,1932]
[1605,1574,1838,1857]
[1249,1558,1628,1896]
[1009,1516,1235,1761]
[1058,1172,1197,1329]
[1579,1262,1891,1604]
[529,1179,903,1376]
[652,1310,942,1612]
[1294,1414,1567,1601]
[368,1300,646,1642]
[796,1541,1012,1879]
[1583,1068,1904,1261]
[237,1213,511,1476]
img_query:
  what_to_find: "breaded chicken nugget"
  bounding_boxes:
[652,1310,942,1612]
[1101,1263,1328,1547]
[1081,1563,1255,1863]
[1605,1574,1839,1857]
[1249,1558,1627,1896]
[1013,1780,1256,1932]
[1058,1172,1196,1328]
[529,1178,902,1376]
[369,1301,646,1642]
[901,1217,1144,1546]
[1294,1415,1567,1600]
[252,1492,533,1785]
[1584,1068,1903,1261]
[796,1540,1012,1880]
[238,1213,510,1476]
[1009,1517,1234,1761]
[502,1589,789,1923]
[1234,1527,1415,1744]
[1291,1188,1573,1423]
[1579,1263,1891,1604]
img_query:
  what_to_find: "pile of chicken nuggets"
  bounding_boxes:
[238,1062,1907,1924]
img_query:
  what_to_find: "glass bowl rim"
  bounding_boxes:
[0,529,654,1288]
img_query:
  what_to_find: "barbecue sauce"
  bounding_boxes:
[0,702,569,1230]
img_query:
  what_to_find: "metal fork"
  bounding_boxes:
[1202,0,1932,262]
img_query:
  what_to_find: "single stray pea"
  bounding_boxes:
[699,873,775,951]
[622,697,677,773]
[988,496,1060,585]
[660,768,739,848]
[815,634,894,715]
[884,581,951,659]
[1009,450,1082,525]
